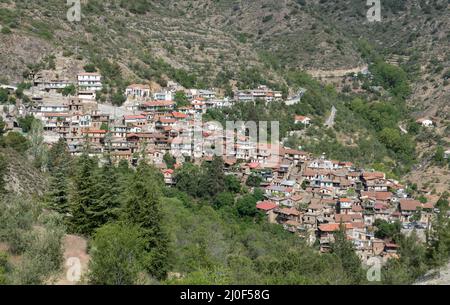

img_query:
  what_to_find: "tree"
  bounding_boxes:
[28,119,47,170]
[90,156,121,228]
[60,84,76,96]
[112,92,126,106]
[331,226,365,284]
[235,194,258,218]
[0,117,6,136]
[214,192,234,209]
[0,89,8,104]
[47,138,71,173]
[83,64,97,73]
[1,132,29,154]
[48,163,70,216]
[69,154,98,235]
[246,174,262,187]
[373,219,401,240]
[174,91,189,108]
[174,162,202,197]
[434,146,445,166]
[163,152,176,170]
[89,223,146,285]
[123,162,170,280]
[225,175,241,193]
[198,156,225,198]
[17,115,36,133]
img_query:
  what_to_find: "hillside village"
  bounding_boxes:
[0,70,448,268]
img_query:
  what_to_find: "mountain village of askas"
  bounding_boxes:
[1,72,446,266]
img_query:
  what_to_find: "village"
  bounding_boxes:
[1,71,448,268]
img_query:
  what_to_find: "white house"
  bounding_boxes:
[417,118,434,128]
[154,90,173,101]
[295,115,311,125]
[77,73,102,91]
[125,84,151,98]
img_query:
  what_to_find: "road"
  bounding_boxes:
[325,106,337,128]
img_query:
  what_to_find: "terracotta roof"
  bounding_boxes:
[83,130,107,134]
[278,207,300,216]
[362,172,385,180]
[124,115,146,120]
[295,115,310,122]
[400,199,434,211]
[319,223,353,232]
[361,191,392,201]
[256,201,277,211]
[144,100,175,107]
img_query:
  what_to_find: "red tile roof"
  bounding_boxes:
[256,201,277,211]
[319,223,353,232]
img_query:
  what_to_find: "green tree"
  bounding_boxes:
[174,91,189,108]
[174,162,202,197]
[434,146,445,166]
[0,117,6,136]
[47,138,71,173]
[213,192,235,209]
[88,222,146,285]
[28,119,47,170]
[225,175,241,193]
[48,163,70,216]
[69,154,98,235]
[198,156,225,198]
[373,219,401,240]
[163,152,176,170]
[331,226,365,284]
[60,84,76,96]
[246,174,262,187]
[1,132,29,154]
[235,194,259,218]
[17,115,36,133]
[123,162,170,280]
[91,156,121,228]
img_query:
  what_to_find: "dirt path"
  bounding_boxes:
[307,65,368,78]
[325,106,337,128]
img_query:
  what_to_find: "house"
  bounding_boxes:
[124,115,147,126]
[77,73,102,91]
[153,91,173,101]
[294,115,311,125]
[275,207,301,224]
[256,201,278,223]
[163,169,175,186]
[317,223,353,252]
[142,100,175,112]
[416,118,434,128]
[399,199,434,223]
[125,84,151,98]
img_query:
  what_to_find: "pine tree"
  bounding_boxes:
[48,164,70,216]
[88,155,120,228]
[69,154,97,235]
[47,138,71,173]
[123,162,170,280]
